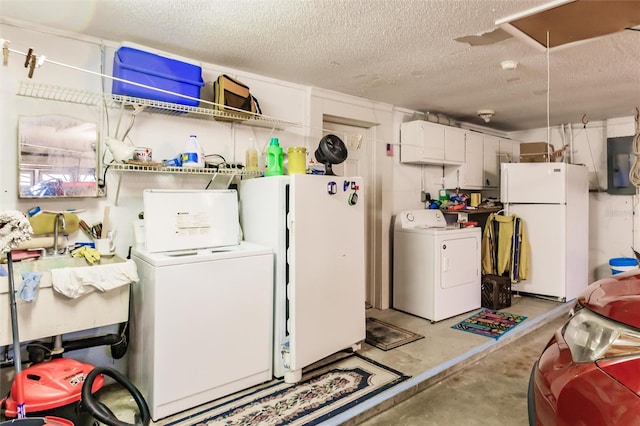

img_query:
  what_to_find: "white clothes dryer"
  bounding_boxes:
[393,209,481,322]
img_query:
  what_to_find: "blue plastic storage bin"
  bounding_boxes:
[112,47,204,106]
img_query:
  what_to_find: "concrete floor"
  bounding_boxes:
[97,295,572,425]
[358,314,568,426]
[329,295,571,425]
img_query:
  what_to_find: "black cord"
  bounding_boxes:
[204,153,226,162]
[101,163,111,188]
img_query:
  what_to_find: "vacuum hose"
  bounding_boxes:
[81,367,150,426]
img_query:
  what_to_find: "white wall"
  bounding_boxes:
[0,21,310,381]
[510,117,638,282]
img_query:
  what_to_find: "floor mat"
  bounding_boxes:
[162,354,409,426]
[451,309,528,340]
[365,317,424,351]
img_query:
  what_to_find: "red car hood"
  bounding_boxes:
[579,272,640,329]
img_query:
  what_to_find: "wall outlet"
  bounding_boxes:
[421,191,430,202]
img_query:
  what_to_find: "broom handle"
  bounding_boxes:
[7,251,26,418]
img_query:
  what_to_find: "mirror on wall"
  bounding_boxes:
[18,115,99,198]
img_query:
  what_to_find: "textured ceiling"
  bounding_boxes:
[1,0,639,131]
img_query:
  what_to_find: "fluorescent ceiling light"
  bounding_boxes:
[496,0,640,52]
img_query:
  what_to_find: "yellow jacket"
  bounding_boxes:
[482,213,530,283]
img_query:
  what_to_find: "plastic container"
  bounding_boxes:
[112,46,204,106]
[287,146,307,175]
[182,135,204,168]
[163,154,183,167]
[245,138,258,171]
[265,138,284,176]
[27,208,80,235]
[609,257,638,274]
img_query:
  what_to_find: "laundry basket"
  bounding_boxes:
[609,257,638,275]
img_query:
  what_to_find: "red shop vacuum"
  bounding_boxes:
[1,360,150,426]
[1,251,149,426]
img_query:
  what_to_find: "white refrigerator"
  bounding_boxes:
[501,163,589,301]
[239,174,365,383]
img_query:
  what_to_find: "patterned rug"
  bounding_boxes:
[365,317,424,351]
[163,354,409,426]
[451,309,528,339]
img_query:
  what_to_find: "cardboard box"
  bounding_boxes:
[519,142,561,163]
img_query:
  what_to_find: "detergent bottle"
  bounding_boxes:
[183,134,204,168]
[265,137,284,176]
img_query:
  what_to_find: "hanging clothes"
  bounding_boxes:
[482,213,530,283]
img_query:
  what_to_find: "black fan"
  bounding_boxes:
[315,134,348,176]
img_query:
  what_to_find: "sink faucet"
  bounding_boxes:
[53,213,66,255]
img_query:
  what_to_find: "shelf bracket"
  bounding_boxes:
[208,173,235,189]
[113,173,123,206]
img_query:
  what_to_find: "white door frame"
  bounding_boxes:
[322,119,374,306]
[308,88,394,309]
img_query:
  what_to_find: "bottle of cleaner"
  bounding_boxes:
[245,138,259,171]
[183,134,204,168]
[265,137,284,176]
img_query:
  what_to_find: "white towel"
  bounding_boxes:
[0,210,33,254]
[51,259,139,299]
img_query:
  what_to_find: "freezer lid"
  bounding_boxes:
[501,163,569,204]
[143,189,241,253]
[131,241,272,267]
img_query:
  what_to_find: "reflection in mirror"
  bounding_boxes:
[19,115,99,198]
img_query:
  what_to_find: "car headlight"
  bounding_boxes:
[561,307,640,363]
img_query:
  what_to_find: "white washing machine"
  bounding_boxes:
[393,209,481,322]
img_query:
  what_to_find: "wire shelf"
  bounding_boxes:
[17,81,105,106]
[17,81,300,130]
[107,162,262,177]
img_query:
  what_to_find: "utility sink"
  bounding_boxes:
[0,253,133,346]
[15,253,126,273]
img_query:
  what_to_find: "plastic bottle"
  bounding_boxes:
[265,137,284,176]
[27,207,80,235]
[182,134,204,168]
[287,146,307,175]
[245,138,258,172]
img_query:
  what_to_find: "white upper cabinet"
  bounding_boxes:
[484,137,521,188]
[444,126,466,164]
[444,130,484,190]
[499,138,520,164]
[400,120,465,165]
[461,131,484,188]
[483,135,500,188]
